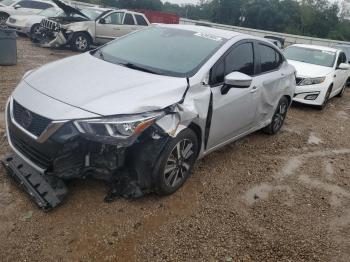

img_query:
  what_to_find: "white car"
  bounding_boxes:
[0,0,56,25]
[6,7,61,35]
[36,0,150,51]
[284,44,350,109]
[2,25,295,209]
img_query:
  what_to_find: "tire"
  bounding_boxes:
[0,12,9,27]
[263,96,289,135]
[153,128,198,195]
[71,32,91,52]
[317,85,332,110]
[30,23,41,36]
[336,83,346,98]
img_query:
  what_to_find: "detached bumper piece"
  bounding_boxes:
[1,154,68,211]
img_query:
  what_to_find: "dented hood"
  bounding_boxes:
[24,53,188,116]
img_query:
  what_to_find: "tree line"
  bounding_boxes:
[86,0,350,41]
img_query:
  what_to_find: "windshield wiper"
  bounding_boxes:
[118,62,160,75]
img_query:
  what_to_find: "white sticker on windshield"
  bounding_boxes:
[194,32,223,42]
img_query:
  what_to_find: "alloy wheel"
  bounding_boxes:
[163,139,194,188]
[32,25,41,35]
[272,101,287,132]
[75,36,88,51]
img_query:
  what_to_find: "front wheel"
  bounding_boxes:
[71,32,91,52]
[30,23,41,36]
[154,128,198,195]
[263,96,289,135]
[317,85,332,110]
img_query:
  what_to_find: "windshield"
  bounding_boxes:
[96,27,227,77]
[79,8,103,20]
[0,0,15,6]
[284,46,335,67]
[38,8,62,17]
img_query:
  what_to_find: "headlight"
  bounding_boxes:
[299,77,326,86]
[74,111,165,140]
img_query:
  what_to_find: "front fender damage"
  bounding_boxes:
[2,82,212,210]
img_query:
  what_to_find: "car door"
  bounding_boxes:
[206,41,259,150]
[333,52,348,95]
[253,43,287,125]
[95,11,125,44]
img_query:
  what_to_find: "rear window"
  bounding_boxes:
[124,13,135,25]
[259,44,283,73]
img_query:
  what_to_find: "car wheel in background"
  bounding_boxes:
[263,96,289,135]
[71,32,91,52]
[30,23,41,36]
[0,12,9,27]
[317,85,332,110]
[154,128,198,195]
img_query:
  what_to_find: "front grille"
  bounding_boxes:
[41,19,58,30]
[13,100,51,137]
[296,77,304,86]
[10,131,51,168]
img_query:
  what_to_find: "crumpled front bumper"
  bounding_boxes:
[1,154,68,211]
[40,31,68,48]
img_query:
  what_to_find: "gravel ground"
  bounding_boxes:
[1,37,350,262]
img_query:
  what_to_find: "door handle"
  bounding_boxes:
[113,28,121,30]
[250,86,258,93]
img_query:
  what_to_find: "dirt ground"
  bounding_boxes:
[1,37,350,262]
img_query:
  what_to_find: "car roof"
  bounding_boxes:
[156,24,249,40]
[291,44,338,53]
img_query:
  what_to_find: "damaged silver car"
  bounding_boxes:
[2,25,296,210]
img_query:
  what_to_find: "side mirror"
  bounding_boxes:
[338,63,350,70]
[14,4,21,9]
[99,18,106,24]
[221,72,252,95]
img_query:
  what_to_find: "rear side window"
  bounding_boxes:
[259,44,283,73]
[210,42,255,85]
[124,13,135,25]
[31,1,52,9]
[135,14,148,26]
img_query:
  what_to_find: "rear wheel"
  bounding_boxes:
[154,128,198,195]
[0,12,9,27]
[263,96,289,135]
[71,32,91,52]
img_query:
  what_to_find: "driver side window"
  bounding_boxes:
[210,42,255,86]
[104,12,124,25]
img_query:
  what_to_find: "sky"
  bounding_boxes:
[162,0,199,5]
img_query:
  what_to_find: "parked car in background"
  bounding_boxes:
[264,36,285,49]
[6,7,62,35]
[284,44,350,109]
[0,0,56,25]
[2,25,295,210]
[35,0,150,51]
[333,44,350,63]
